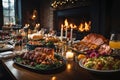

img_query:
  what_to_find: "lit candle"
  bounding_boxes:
[66,51,74,60]
[65,26,68,38]
[51,76,57,80]
[67,64,72,70]
[61,24,63,41]
[70,24,73,42]
[64,19,68,38]
[67,63,72,72]
[28,34,31,39]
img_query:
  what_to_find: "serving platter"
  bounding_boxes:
[69,47,87,54]
[27,40,55,50]
[70,41,98,54]
[0,44,14,51]
[13,54,66,74]
[79,58,120,73]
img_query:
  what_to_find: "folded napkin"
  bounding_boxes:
[7,39,15,45]
[73,40,80,43]
[0,51,15,59]
[0,51,13,55]
[0,44,14,52]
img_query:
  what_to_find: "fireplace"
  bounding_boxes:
[53,0,109,39]
[53,6,96,40]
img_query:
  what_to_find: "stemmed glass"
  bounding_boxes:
[109,33,120,55]
[54,42,65,56]
[14,33,23,55]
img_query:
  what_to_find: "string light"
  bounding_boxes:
[51,0,79,8]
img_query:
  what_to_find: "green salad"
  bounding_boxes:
[82,56,120,70]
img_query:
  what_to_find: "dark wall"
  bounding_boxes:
[39,0,54,29]
[21,0,53,29]
[0,0,120,35]
[39,0,50,28]
[0,0,3,29]
[111,0,120,33]
[87,0,117,38]
[53,0,111,38]
[21,0,41,26]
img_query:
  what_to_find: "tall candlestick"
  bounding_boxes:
[70,28,73,42]
[61,24,63,41]
[70,24,73,42]
[64,19,68,38]
[65,26,67,38]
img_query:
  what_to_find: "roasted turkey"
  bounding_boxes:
[72,33,111,54]
[81,33,108,46]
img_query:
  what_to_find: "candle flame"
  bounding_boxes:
[32,14,36,19]
[51,76,57,80]
[67,64,72,70]
[70,23,73,28]
[35,23,40,27]
[61,24,64,28]
[64,19,69,27]
[73,25,77,29]
[25,24,30,27]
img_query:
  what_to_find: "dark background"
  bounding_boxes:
[0,0,120,38]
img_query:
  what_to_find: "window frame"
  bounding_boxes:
[2,0,16,25]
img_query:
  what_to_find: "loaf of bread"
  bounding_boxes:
[28,33,43,40]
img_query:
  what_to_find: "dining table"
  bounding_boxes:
[1,56,120,80]
[0,44,120,80]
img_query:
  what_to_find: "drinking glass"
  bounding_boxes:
[14,33,23,55]
[109,33,120,49]
[109,33,120,55]
[54,41,66,56]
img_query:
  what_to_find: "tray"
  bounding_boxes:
[13,54,66,74]
[0,44,14,52]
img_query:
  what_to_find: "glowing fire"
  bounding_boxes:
[78,23,84,32]
[63,19,77,29]
[62,19,91,32]
[78,21,91,32]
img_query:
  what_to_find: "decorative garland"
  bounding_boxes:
[51,0,79,8]
[51,0,90,9]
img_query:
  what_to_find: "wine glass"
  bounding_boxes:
[109,33,120,55]
[14,33,23,55]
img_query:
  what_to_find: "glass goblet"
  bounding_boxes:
[109,33,120,55]
[14,33,23,55]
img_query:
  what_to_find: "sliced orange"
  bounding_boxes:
[77,54,86,60]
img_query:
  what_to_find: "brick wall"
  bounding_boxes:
[39,1,54,30]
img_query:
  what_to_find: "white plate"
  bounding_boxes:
[0,44,14,51]
[79,59,120,73]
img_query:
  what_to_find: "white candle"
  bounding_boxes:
[65,26,67,38]
[70,24,73,42]
[66,51,74,60]
[28,34,31,39]
[70,28,73,42]
[61,24,63,41]
[64,19,68,38]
